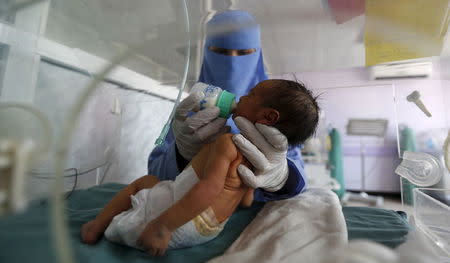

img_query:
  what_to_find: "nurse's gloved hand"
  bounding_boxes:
[232,117,289,192]
[173,92,230,161]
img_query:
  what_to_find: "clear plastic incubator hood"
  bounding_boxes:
[0,0,192,262]
[1,1,450,263]
[394,56,450,260]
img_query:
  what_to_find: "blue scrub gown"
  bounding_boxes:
[148,10,306,202]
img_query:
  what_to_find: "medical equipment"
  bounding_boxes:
[303,112,343,193]
[406,90,432,118]
[0,139,35,214]
[395,151,443,187]
[342,118,387,207]
[413,188,450,260]
[393,146,450,261]
[190,82,237,118]
[444,131,450,173]
[327,128,346,198]
[154,4,191,147]
[398,128,450,203]
[393,72,450,262]
[302,137,324,163]
[302,111,330,164]
[1,0,192,262]
[0,103,52,215]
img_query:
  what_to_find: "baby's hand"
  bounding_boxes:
[137,219,172,256]
[80,220,103,244]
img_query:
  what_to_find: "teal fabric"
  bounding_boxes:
[400,127,418,205]
[0,184,263,263]
[329,128,345,198]
[343,206,410,248]
[0,184,410,262]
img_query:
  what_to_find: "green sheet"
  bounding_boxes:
[343,206,410,248]
[0,184,263,263]
[0,184,410,263]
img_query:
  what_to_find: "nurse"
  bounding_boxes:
[148,10,306,201]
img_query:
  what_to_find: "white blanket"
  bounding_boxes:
[209,188,348,263]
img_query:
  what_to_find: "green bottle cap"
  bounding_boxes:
[216,90,236,118]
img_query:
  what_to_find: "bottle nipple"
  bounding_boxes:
[216,90,236,118]
[230,100,237,113]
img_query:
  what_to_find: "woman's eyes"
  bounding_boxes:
[216,49,229,55]
[237,49,256,55]
[209,46,256,56]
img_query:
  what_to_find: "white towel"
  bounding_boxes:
[209,188,348,263]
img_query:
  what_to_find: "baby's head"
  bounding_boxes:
[233,79,319,145]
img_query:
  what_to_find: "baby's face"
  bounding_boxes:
[232,80,274,123]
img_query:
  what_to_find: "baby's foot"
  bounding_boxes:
[81,220,104,244]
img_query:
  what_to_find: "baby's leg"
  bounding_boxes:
[81,175,160,244]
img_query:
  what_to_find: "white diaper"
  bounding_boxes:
[104,166,226,250]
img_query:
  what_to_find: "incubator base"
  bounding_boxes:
[413,188,450,260]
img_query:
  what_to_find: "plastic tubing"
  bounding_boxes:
[155,0,190,146]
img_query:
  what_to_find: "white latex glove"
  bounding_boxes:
[173,92,230,160]
[232,116,289,192]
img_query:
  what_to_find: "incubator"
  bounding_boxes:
[393,58,450,260]
[1,0,450,262]
[1,1,192,262]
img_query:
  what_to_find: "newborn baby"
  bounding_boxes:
[80,79,319,256]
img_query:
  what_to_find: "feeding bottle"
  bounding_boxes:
[191,82,237,118]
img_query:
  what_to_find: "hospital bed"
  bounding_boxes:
[0,183,410,263]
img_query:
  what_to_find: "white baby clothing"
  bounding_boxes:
[104,166,226,249]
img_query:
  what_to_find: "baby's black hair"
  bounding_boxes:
[262,79,320,145]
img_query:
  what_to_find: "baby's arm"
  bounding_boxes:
[81,175,160,244]
[138,134,237,255]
